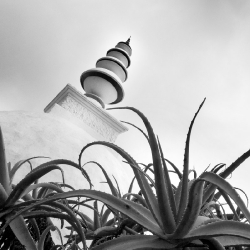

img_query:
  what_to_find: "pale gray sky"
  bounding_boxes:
[0,0,250,199]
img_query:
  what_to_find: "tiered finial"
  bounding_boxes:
[80,39,132,108]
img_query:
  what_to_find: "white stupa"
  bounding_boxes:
[0,38,133,193]
[0,39,134,246]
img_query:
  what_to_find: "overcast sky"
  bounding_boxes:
[1,0,250,200]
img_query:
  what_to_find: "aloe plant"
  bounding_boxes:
[0,127,38,250]
[65,161,143,248]
[0,127,92,249]
[1,99,250,249]
[77,99,250,249]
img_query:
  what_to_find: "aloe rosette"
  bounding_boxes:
[0,127,92,249]
[76,99,250,249]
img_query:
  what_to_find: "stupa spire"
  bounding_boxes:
[80,39,132,108]
[125,36,131,45]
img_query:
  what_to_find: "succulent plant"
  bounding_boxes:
[1,99,250,250]
[75,99,250,249]
[0,127,92,250]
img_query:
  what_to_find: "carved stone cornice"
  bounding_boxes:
[44,84,128,142]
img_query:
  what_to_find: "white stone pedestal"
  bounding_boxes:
[44,84,128,142]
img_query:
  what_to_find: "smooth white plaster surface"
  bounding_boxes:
[0,110,132,191]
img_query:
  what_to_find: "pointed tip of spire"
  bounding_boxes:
[125,36,131,45]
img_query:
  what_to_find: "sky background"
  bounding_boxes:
[0,0,250,200]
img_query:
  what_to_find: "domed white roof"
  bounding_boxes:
[0,107,133,245]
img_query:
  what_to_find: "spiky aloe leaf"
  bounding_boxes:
[79,141,164,232]
[172,170,250,239]
[68,200,97,226]
[128,176,136,195]
[38,187,51,199]
[101,206,112,226]
[108,107,176,233]
[199,172,250,222]
[177,98,206,224]
[91,235,177,250]
[121,120,149,143]
[123,193,147,207]
[57,183,75,191]
[3,190,165,238]
[104,217,116,227]
[183,221,250,241]
[50,226,64,249]
[188,169,197,179]
[28,218,40,241]
[83,161,118,197]
[37,184,64,199]
[35,159,92,188]
[173,179,182,210]
[123,160,155,187]
[211,163,226,174]
[70,197,97,208]
[9,156,49,184]
[93,200,101,230]
[112,175,121,198]
[3,165,64,207]
[170,180,205,239]
[174,171,250,239]
[174,179,195,216]
[142,163,154,174]
[235,187,249,207]
[158,138,177,219]
[23,210,83,236]
[37,225,56,250]
[0,182,8,204]
[92,226,118,238]
[31,179,39,199]
[221,149,250,179]
[216,188,240,221]
[21,182,64,198]
[203,148,250,204]
[124,226,138,235]
[48,200,87,249]
[0,127,10,193]
[201,238,226,250]
[192,215,211,228]
[203,202,225,219]
[70,209,89,230]
[215,235,250,247]
[164,158,182,180]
